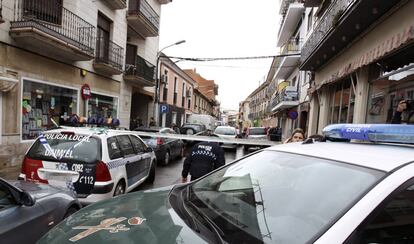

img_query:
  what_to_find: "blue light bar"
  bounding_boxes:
[322,124,414,144]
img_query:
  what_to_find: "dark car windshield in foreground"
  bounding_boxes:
[249,128,266,135]
[214,127,236,135]
[185,150,384,244]
[27,134,101,163]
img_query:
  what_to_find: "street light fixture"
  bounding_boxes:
[154,40,186,126]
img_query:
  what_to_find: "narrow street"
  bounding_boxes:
[134,146,249,191]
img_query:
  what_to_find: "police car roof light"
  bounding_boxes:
[322,124,414,144]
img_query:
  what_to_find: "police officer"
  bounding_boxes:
[181,140,225,182]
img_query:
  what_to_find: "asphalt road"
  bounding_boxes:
[134,145,249,191]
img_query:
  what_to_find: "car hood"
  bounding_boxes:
[10,180,64,200]
[38,186,206,244]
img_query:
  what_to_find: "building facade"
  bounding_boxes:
[158,54,195,127]
[0,0,170,168]
[246,81,270,127]
[301,0,414,134]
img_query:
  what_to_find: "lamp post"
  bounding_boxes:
[154,40,186,126]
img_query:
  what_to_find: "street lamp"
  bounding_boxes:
[154,40,186,126]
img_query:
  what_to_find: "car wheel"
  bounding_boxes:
[146,161,156,183]
[113,181,125,196]
[163,150,171,165]
[63,207,78,219]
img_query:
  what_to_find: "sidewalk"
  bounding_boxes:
[0,165,21,181]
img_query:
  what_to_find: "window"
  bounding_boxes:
[107,136,122,160]
[0,183,16,208]
[347,181,414,244]
[367,67,414,124]
[182,82,186,107]
[96,13,112,63]
[117,135,135,156]
[328,77,356,124]
[87,93,118,120]
[129,135,145,154]
[22,79,78,140]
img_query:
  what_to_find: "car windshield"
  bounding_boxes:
[214,127,236,135]
[27,133,101,163]
[187,150,384,244]
[249,128,266,135]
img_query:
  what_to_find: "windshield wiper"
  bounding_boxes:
[186,189,226,244]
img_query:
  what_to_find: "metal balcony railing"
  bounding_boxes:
[280,38,302,55]
[95,38,124,71]
[12,0,95,55]
[271,86,299,108]
[301,0,358,64]
[125,55,155,82]
[128,0,160,32]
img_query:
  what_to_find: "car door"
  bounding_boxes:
[129,135,151,180]
[344,178,414,244]
[0,182,48,243]
[116,135,140,189]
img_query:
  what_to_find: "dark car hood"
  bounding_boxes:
[38,186,206,244]
[10,180,64,200]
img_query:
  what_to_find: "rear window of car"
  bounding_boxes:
[27,133,101,163]
[214,127,236,135]
[249,128,266,135]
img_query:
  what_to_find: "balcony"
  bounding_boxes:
[93,38,124,75]
[272,86,299,112]
[277,0,305,47]
[127,0,159,38]
[301,0,403,71]
[10,0,95,61]
[102,0,127,10]
[124,55,155,86]
[274,39,302,79]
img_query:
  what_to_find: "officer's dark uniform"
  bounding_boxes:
[182,141,225,181]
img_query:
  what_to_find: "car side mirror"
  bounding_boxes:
[20,191,36,207]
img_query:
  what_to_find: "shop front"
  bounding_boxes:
[21,78,79,141]
[87,92,119,121]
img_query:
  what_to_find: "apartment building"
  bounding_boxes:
[246,81,270,127]
[264,0,311,139]
[238,99,251,129]
[184,69,220,118]
[0,0,170,167]
[158,54,195,127]
[301,0,414,134]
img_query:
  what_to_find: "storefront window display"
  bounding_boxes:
[367,66,414,124]
[22,79,78,140]
[328,77,356,124]
[87,93,118,120]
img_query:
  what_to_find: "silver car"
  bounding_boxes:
[0,178,81,243]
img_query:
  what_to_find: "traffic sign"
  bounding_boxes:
[160,104,169,114]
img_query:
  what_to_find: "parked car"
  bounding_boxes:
[134,127,185,166]
[214,126,238,150]
[244,127,268,151]
[19,127,156,204]
[180,123,207,135]
[0,177,81,243]
[37,124,414,244]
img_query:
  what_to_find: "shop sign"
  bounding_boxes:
[81,84,92,100]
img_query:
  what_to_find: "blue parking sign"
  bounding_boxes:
[160,104,169,114]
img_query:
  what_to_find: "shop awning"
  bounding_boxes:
[314,24,414,92]
[0,76,18,92]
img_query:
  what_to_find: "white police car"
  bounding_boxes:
[19,127,156,204]
[36,124,414,243]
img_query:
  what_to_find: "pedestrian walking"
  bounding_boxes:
[181,141,225,182]
[171,123,180,134]
[284,128,305,143]
[149,117,156,126]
